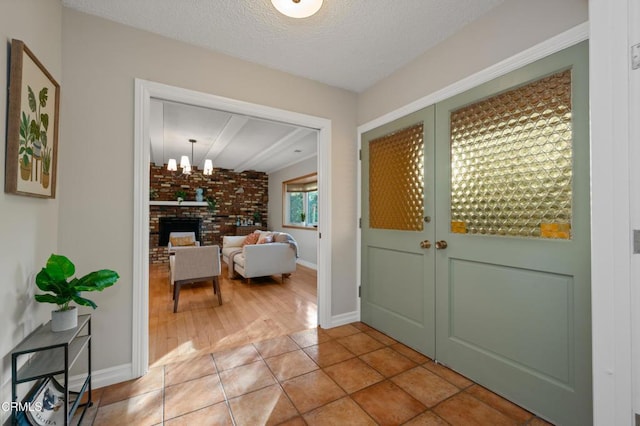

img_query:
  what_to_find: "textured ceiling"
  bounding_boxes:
[62,0,505,174]
[61,0,505,93]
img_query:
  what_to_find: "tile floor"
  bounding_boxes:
[82,323,553,425]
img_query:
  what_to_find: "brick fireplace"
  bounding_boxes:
[149,163,268,264]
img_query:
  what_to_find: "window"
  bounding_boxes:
[283,173,318,229]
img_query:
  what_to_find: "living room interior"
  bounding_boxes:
[1,0,638,425]
[147,97,321,366]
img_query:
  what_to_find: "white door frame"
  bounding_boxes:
[132,79,332,376]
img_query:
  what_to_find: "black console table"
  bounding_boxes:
[11,314,92,425]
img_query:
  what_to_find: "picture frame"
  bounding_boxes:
[5,39,60,198]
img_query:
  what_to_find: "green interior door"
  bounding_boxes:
[434,41,590,425]
[361,106,436,357]
[361,41,590,425]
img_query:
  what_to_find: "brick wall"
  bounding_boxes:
[149,164,268,264]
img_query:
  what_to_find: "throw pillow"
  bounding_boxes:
[257,232,273,244]
[242,232,260,246]
[170,236,195,247]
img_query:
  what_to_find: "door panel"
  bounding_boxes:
[435,41,590,425]
[361,107,435,357]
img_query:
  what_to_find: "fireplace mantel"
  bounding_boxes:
[149,201,208,207]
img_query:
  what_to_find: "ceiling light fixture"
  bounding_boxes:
[271,0,323,18]
[167,139,213,176]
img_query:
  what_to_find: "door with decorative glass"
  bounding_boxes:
[361,106,436,357]
[361,41,590,425]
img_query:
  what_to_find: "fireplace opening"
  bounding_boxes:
[159,217,202,246]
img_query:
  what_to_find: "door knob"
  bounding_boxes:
[420,240,431,249]
[435,240,448,249]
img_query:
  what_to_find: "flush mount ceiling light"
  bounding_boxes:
[271,0,323,18]
[167,139,213,176]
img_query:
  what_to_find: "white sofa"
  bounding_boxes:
[222,232,297,283]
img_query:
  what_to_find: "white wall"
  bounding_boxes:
[0,0,62,422]
[60,8,357,375]
[358,0,589,124]
[269,157,318,268]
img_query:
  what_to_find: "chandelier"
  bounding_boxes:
[167,139,213,176]
[271,0,323,18]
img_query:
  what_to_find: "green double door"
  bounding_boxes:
[361,42,590,425]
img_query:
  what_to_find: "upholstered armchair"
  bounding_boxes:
[169,245,221,312]
[167,231,200,255]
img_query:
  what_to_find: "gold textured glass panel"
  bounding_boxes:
[369,123,424,231]
[450,70,572,239]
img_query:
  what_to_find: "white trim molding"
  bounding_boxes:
[330,311,360,328]
[133,79,332,378]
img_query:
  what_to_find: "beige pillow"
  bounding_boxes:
[257,232,273,244]
[170,236,195,247]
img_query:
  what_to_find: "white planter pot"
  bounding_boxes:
[51,306,78,332]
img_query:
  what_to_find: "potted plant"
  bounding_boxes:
[35,254,119,332]
[41,147,52,189]
[27,85,50,160]
[206,197,217,214]
[300,212,306,224]
[253,211,262,226]
[175,190,187,204]
[18,111,33,181]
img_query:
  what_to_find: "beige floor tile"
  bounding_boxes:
[391,366,459,408]
[164,374,225,420]
[390,343,431,364]
[281,370,346,413]
[93,390,163,426]
[351,322,376,332]
[422,361,474,390]
[228,384,299,426]
[218,360,277,398]
[322,324,361,339]
[359,347,417,377]
[164,354,216,387]
[265,349,319,381]
[433,393,517,426]
[253,335,300,358]
[403,410,450,425]
[336,332,385,355]
[277,416,307,426]
[163,401,233,425]
[213,344,261,371]
[288,327,332,348]
[364,328,397,345]
[323,357,384,394]
[351,380,426,425]
[304,396,377,425]
[303,340,356,367]
[465,384,534,423]
[99,366,164,406]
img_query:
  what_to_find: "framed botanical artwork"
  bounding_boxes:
[5,39,60,198]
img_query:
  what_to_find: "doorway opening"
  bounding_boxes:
[133,79,332,376]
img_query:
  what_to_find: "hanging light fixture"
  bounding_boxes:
[271,0,323,18]
[167,139,213,176]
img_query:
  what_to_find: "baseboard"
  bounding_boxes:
[69,363,133,390]
[296,259,317,270]
[329,310,360,328]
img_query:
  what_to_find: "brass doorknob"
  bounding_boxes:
[420,240,431,249]
[435,240,448,249]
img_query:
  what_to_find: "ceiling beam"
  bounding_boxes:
[206,115,249,165]
[233,128,309,172]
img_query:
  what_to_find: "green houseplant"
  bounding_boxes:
[35,254,119,331]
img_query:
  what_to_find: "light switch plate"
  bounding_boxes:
[632,43,640,70]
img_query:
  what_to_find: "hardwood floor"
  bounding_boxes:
[149,261,318,367]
